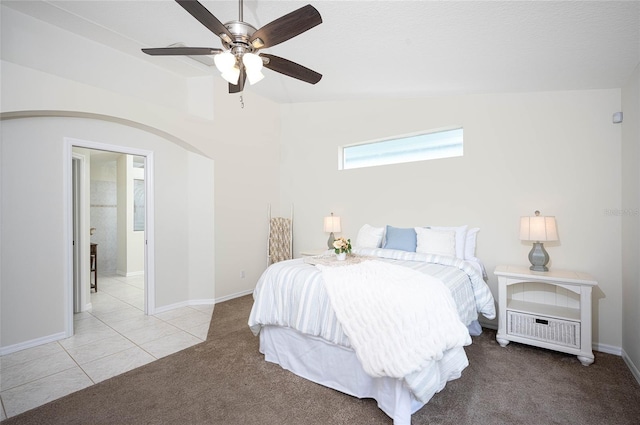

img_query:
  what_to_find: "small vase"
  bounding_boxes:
[336,252,346,261]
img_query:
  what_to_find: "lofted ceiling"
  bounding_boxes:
[2,0,639,104]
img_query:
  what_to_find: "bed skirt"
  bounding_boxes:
[259,325,469,425]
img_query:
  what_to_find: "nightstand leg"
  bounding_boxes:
[496,335,510,347]
[577,355,594,366]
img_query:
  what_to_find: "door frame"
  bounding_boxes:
[72,153,89,313]
[64,137,156,337]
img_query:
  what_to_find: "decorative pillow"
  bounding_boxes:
[355,224,385,249]
[415,227,456,257]
[428,225,468,259]
[382,225,417,252]
[465,227,480,259]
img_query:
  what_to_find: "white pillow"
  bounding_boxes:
[415,227,456,257]
[355,224,385,249]
[429,225,468,259]
[465,227,480,259]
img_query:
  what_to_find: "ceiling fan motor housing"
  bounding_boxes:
[221,21,268,63]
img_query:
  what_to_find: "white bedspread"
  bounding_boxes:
[248,248,496,403]
[319,261,471,379]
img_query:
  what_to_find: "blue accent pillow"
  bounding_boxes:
[382,225,417,252]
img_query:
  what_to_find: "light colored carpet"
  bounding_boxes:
[4,295,639,424]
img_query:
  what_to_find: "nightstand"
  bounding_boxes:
[494,265,598,366]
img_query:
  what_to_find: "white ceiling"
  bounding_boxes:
[3,0,639,104]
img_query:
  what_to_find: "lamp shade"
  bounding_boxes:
[520,214,558,242]
[323,215,341,233]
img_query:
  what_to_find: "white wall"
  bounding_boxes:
[1,119,68,346]
[90,156,119,274]
[621,64,640,378]
[0,117,216,349]
[279,89,623,350]
[128,164,145,275]
[0,4,281,350]
[204,82,281,301]
[116,155,145,276]
[117,154,128,275]
[0,5,186,112]
[188,152,216,301]
[1,4,282,301]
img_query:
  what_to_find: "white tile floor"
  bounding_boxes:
[0,274,213,420]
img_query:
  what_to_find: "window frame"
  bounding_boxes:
[339,127,464,170]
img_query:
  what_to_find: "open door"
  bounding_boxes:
[71,153,89,313]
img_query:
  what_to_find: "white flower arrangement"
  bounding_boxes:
[333,237,352,255]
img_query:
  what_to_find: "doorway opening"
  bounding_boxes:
[66,138,155,337]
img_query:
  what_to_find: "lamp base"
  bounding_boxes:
[528,242,550,272]
[327,232,335,249]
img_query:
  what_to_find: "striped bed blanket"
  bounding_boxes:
[248,248,496,402]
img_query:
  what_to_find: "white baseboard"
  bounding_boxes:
[593,342,622,356]
[0,331,67,356]
[622,348,640,386]
[151,289,252,317]
[215,288,254,304]
[152,298,216,315]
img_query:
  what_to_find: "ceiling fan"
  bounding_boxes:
[142,0,322,94]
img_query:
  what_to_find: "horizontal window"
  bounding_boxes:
[341,128,463,170]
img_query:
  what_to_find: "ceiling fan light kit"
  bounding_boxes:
[242,53,265,85]
[221,67,241,85]
[143,0,322,94]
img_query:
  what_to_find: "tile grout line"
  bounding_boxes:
[56,341,98,385]
[74,301,163,364]
[0,275,212,419]
[0,348,79,393]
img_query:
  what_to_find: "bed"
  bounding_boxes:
[248,240,496,425]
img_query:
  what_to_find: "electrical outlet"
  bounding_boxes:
[240,270,246,279]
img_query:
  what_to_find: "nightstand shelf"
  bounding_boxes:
[506,299,580,322]
[495,265,597,366]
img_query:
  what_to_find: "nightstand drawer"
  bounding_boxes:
[507,311,580,349]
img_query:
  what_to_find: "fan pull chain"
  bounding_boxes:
[239,95,245,108]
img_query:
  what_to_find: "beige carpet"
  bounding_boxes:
[4,295,640,424]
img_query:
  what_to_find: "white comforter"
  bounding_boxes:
[319,260,471,379]
[248,248,496,402]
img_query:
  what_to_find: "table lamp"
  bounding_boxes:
[519,210,558,272]
[324,212,341,249]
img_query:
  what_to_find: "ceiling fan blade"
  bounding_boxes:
[260,54,322,85]
[249,4,322,49]
[142,47,222,56]
[175,0,233,41]
[229,67,247,94]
